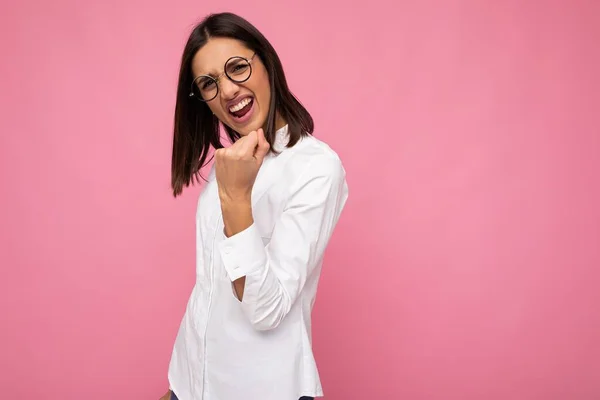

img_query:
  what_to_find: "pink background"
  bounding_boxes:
[1,0,599,399]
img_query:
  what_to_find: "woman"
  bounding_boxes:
[162,12,349,400]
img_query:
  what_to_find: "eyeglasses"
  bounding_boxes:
[189,53,256,102]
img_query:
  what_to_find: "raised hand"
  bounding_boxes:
[215,128,270,203]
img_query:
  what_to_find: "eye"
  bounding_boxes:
[227,61,250,76]
[201,80,215,90]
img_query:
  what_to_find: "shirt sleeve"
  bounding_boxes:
[217,153,349,331]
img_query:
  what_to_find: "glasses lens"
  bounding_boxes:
[193,76,218,101]
[225,57,252,83]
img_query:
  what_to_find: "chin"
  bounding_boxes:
[236,118,266,136]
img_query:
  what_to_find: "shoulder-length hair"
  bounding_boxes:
[170,12,314,197]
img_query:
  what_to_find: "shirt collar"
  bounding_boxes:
[272,124,290,152]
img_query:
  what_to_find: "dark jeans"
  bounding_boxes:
[170,392,313,400]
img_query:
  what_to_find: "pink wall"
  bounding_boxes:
[1,1,599,399]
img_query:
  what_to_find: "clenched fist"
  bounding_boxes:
[215,128,270,203]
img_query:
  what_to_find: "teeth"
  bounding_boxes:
[229,97,251,112]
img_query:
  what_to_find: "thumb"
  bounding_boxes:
[254,128,270,161]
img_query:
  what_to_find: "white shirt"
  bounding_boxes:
[167,125,349,400]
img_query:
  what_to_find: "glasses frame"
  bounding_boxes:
[189,53,257,102]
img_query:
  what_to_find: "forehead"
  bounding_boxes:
[191,37,252,77]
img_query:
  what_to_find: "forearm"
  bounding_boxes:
[220,196,253,300]
[220,197,253,238]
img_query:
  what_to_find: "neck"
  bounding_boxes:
[263,112,287,132]
[275,112,287,131]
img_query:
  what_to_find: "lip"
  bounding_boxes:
[226,94,253,111]
[229,97,255,125]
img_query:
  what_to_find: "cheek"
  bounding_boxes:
[210,103,225,116]
[254,74,271,109]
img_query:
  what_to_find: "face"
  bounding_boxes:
[191,37,271,136]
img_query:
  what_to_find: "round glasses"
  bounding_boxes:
[189,53,256,102]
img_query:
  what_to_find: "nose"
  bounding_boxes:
[219,77,240,101]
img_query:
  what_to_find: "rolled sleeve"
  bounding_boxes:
[218,223,267,281]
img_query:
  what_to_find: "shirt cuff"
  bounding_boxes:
[218,223,267,281]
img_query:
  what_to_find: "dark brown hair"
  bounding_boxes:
[170,12,314,197]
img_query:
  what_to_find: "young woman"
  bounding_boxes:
[162,12,349,400]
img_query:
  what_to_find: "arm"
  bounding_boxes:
[220,201,253,299]
[218,155,349,331]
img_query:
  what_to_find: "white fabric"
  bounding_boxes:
[167,125,349,400]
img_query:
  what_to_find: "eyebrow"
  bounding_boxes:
[196,53,254,78]
[198,69,218,78]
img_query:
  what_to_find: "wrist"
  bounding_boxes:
[219,195,252,210]
[218,188,252,205]
[220,199,253,237]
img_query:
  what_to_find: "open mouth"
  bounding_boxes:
[228,97,254,119]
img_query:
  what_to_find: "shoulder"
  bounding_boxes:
[286,134,347,188]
